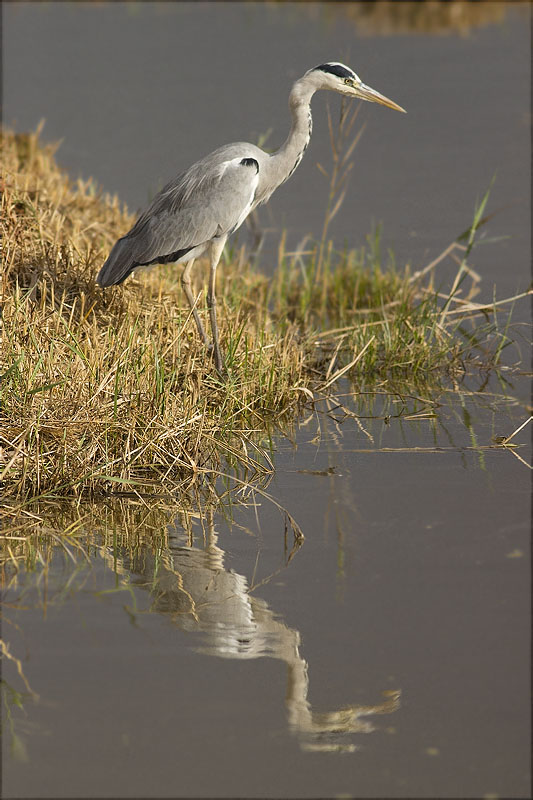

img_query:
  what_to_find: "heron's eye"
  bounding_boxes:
[343,78,354,86]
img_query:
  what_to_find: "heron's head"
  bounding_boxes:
[305,62,406,113]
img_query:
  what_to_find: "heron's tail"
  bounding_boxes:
[96,236,137,287]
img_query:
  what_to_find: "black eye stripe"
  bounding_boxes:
[314,63,355,80]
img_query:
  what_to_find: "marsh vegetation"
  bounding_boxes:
[2,121,528,507]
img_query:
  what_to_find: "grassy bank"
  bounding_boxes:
[1,128,523,500]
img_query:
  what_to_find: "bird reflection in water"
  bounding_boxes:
[105,513,400,753]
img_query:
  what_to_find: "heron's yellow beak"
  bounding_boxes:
[355,83,406,113]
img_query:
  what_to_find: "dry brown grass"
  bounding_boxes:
[2,127,525,502]
[1,128,312,500]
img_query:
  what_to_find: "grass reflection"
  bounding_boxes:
[1,500,401,755]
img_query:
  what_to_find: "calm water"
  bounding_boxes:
[4,1,531,304]
[2,384,531,798]
[2,2,531,798]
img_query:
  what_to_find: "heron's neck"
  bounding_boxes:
[270,79,315,188]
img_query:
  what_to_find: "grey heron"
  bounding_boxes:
[96,63,405,372]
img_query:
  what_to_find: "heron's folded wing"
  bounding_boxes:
[129,156,260,265]
[97,156,259,286]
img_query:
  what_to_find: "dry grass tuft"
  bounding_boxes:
[1,128,525,500]
[1,129,311,499]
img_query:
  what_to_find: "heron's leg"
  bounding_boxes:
[180,259,210,346]
[207,238,226,373]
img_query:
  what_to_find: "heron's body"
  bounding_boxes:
[97,63,405,371]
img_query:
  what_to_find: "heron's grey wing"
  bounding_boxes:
[97,156,260,287]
